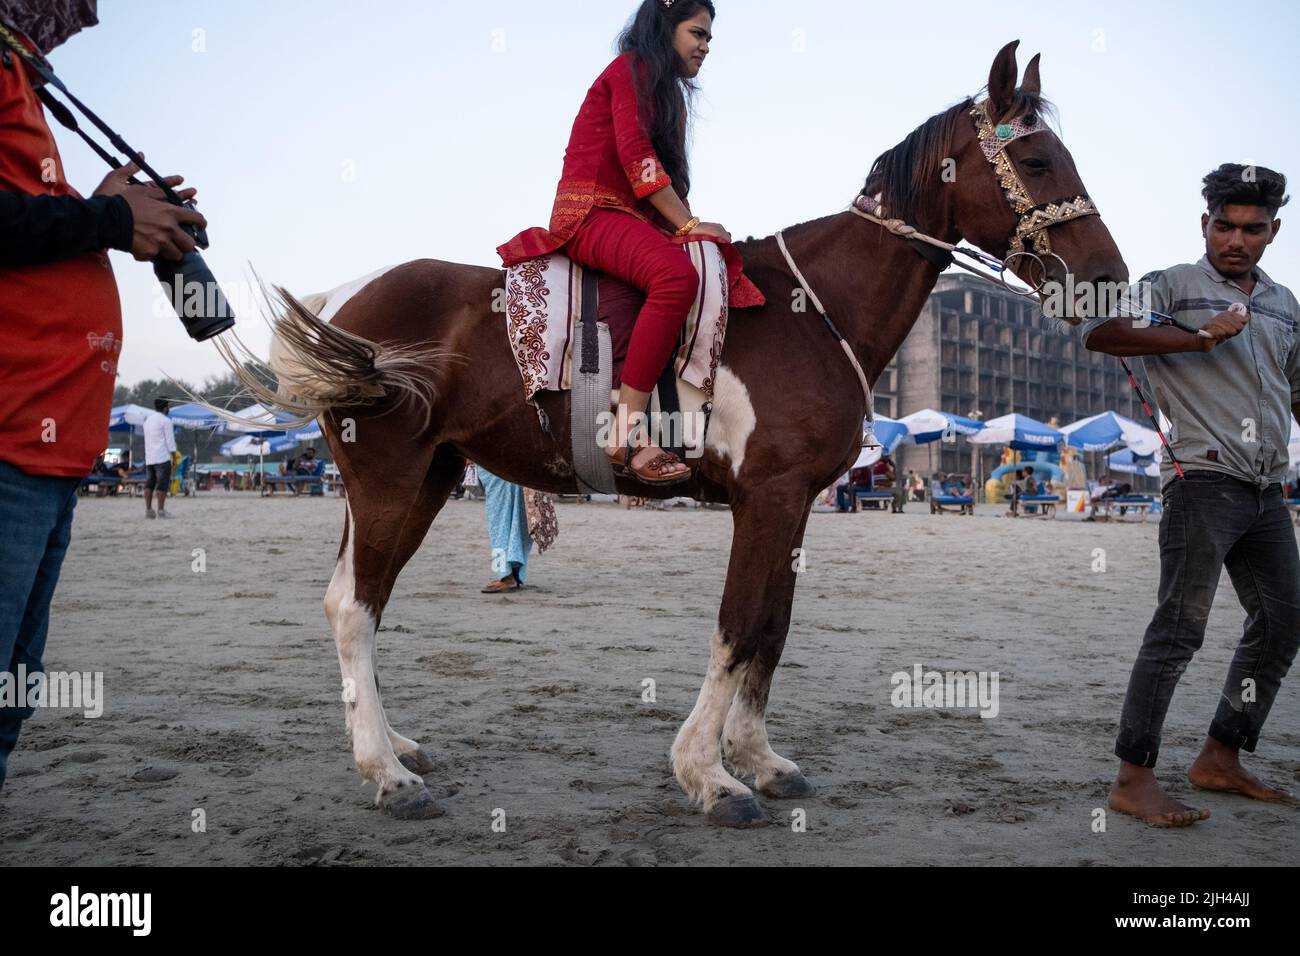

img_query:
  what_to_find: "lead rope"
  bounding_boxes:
[774,230,878,447]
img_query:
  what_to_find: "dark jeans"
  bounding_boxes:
[1115,470,1300,767]
[0,461,79,791]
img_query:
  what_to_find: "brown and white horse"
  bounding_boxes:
[224,41,1127,825]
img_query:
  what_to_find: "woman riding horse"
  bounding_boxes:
[496,0,764,485]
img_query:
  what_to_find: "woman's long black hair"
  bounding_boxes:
[616,0,715,202]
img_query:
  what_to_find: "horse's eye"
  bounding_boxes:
[1022,157,1047,171]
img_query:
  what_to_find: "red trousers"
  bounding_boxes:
[563,208,699,392]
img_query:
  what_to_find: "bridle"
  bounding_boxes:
[850,99,1101,298]
[775,97,1102,444]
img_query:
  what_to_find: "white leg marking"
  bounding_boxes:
[324,503,422,798]
[671,627,753,807]
[723,690,800,788]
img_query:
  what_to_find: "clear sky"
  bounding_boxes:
[45,0,1300,387]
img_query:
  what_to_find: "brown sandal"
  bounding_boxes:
[606,438,690,485]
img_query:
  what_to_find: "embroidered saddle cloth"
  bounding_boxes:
[503,239,730,401]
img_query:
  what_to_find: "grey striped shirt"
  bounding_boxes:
[1080,255,1300,487]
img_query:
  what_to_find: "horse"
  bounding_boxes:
[221,40,1127,826]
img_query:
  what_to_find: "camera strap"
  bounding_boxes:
[0,21,188,209]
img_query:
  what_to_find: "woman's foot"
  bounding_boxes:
[481,575,521,594]
[606,443,690,485]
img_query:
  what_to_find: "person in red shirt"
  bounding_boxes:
[0,5,206,793]
[498,0,763,485]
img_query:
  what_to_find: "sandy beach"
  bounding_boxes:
[1,492,1296,866]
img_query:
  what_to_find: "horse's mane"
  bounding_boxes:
[860,89,1055,226]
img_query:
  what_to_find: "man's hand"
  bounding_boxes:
[93,160,207,262]
[688,221,731,243]
[1197,308,1250,352]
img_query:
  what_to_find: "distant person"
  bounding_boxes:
[476,465,558,593]
[141,398,178,519]
[293,446,318,475]
[478,466,533,593]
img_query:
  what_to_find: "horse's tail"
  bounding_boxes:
[207,281,454,431]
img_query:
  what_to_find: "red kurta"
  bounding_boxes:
[0,34,123,477]
[497,52,764,309]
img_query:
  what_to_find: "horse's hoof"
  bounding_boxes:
[707,793,767,828]
[379,782,445,820]
[758,770,815,799]
[398,747,436,775]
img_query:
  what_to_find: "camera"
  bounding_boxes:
[151,205,235,342]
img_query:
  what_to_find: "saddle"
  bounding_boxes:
[503,243,732,493]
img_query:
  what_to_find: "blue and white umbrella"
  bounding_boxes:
[854,414,910,468]
[898,408,985,444]
[220,434,301,457]
[1108,448,1161,478]
[287,420,323,443]
[1061,411,1161,456]
[966,413,1062,451]
[108,403,152,432]
[168,402,225,430]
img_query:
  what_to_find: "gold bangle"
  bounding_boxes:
[674,216,701,237]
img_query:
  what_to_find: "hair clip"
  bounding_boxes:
[662,0,678,7]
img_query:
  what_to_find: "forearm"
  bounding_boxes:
[1084,319,1204,357]
[648,186,692,233]
[0,191,134,266]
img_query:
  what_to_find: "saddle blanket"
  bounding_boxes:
[503,239,730,401]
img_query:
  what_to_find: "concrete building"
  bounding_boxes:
[889,274,1153,482]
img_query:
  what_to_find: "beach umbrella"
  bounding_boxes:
[867,415,909,454]
[966,413,1062,452]
[168,403,229,486]
[849,415,909,471]
[1108,448,1161,478]
[898,408,985,445]
[287,420,323,443]
[1061,411,1161,456]
[169,402,225,430]
[107,403,151,432]
[220,434,300,457]
[217,404,294,481]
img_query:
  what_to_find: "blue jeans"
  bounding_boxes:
[0,461,80,791]
[1115,470,1300,767]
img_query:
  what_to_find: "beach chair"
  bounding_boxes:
[262,459,327,497]
[1090,495,1156,522]
[121,468,148,497]
[930,493,975,515]
[1021,482,1062,518]
[78,474,123,497]
[852,489,895,512]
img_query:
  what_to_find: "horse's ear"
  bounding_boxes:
[987,40,1020,120]
[1021,53,1042,98]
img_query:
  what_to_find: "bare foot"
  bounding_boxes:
[1188,747,1295,803]
[1109,765,1210,827]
